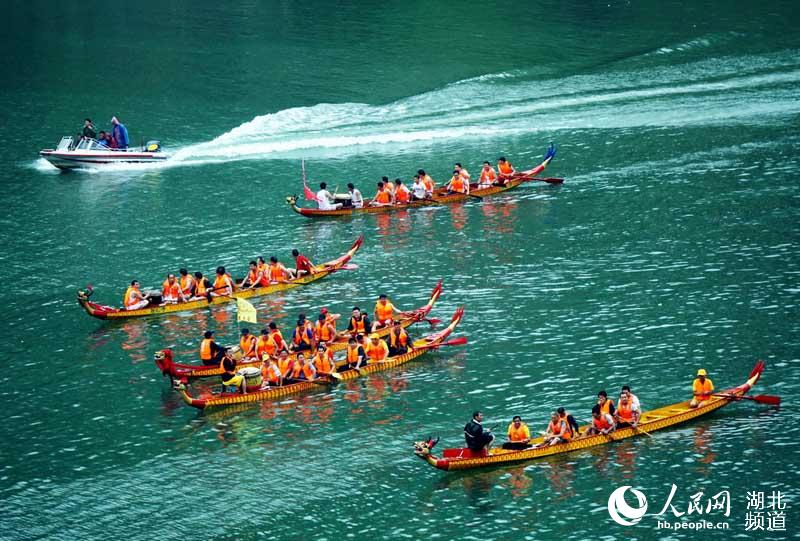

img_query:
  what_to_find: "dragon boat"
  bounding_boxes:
[414,361,770,471]
[153,280,444,381]
[287,144,560,218]
[77,236,363,320]
[175,307,465,410]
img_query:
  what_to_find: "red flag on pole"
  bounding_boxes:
[303,182,318,202]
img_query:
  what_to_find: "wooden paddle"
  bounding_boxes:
[713,393,781,405]
[411,336,468,351]
[632,424,652,438]
[524,177,564,184]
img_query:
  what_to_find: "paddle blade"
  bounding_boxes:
[753,394,781,406]
[444,336,468,346]
[425,318,442,326]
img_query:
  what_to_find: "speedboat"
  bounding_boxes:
[39,136,168,170]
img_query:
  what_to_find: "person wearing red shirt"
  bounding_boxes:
[292,249,315,278]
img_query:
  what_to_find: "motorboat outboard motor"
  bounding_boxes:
[145,140,162,153]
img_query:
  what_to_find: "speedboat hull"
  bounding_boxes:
[39,149,168,170]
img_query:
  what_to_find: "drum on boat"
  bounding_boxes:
[238,366,263,389]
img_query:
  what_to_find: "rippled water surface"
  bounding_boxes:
[1,1,799,540]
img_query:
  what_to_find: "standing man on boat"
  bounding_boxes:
[111,116,129,149]
[123,280,150,310]
[316,182,343,211]
[690,369,714,408]
[292,249,315,278]
[497,157,515,184]
[502,416,531,450]
[82,118,96,140]
[464,411,494,452]
[347,183,364,208]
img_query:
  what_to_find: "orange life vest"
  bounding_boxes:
[316,321,334,342]
[246,269,258,285]
[346,345,361,363]
[179,275,194,296]
[350,315,367,333]
[123,287,138,309]
[365,340,389,361]
[269,263,287,282]
[480,168,497,183]
[375,300,394,322]
[293,326,312,346]
[375,190,391,204]
[302,362,316,380]
[593,415,612,431]
[422,175,434,192]
[499,162,514,175]
[195,278,207,296]
[599,399,615,416]
[389,328,408,348]
[278,357,292,377]
[395,186,410,203]
[256,263,269,286]
[162,279,180,299]
[693,378,714,400]
[213,274,231,295]
[449,175,466,193]
[507,422,530,442]
[239,335,257,357]
[263,362,281,384]
[200,338,214,361]
[316,351,335,374]
[270,330,285,350]
[290,360,303,379]
[618,401,634,422]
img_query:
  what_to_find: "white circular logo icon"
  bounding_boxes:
[607,486,648,526]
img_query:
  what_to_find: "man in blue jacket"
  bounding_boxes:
[111,116,129,149]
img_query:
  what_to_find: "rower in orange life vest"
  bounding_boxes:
[161,274,186,305]
[394,179,411,204]
[497,156,516,185]
[382,176,396,196]
[178,268,195,298]
[290,315,315,352]
[558,407,581,437]
[268,321,288,354]
[256,257,270,286]
[542,411,572,446]
[210,266,233,297]
[314,313,337,345]
[261,355,283,387]
[478,161,497,188]
[690,368,714,408]
[454,163,471,184]
[199,330,227,366]
[347,307,371,336]
[290,352,317,381]
[192,272,209,300]
[276,350,293,381]
[241,261,265,290]
[123,280,151,311]
[268,256,295,283]
[614,390,640,427]
[417,169,435,196]
[369,181,394,207]
[502,415,532,450]
[345,337,367,370]
[313,343,337,376]
[446,170,469,195]
[372,294,402,331]
[292,249,315,278]
[387,320,410,356]
[239,328,257,360]
[587,404,616,436]
[365,333,390,362]
[318,306,340,333]
[597,390,616,417]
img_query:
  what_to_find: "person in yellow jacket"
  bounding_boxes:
[690,369,714,408]
[502,416,531,450]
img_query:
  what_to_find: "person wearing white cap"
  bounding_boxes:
[110,116,129,149]
[690,369,714,408]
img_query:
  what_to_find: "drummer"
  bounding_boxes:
[316,182,343,211]
[347,183,364,208]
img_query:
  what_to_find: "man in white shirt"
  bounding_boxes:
[347,183,363,208]
[316,182,342,210]
[411,175,428,200]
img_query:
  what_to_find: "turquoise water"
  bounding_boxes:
[1,1,799,539]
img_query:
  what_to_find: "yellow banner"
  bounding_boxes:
[236,297,257,324]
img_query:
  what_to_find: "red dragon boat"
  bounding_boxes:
[287,144,559,218]
[175,307,465,410]
[153,280,444,382]
[77,236,363,320]
[414,361,771,471]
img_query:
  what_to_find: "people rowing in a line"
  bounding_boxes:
[290,315,315,352]
[200,330,227,366]
[411,176,428,200]
[345,336,367,370]
[497,157,515,184]
[478,161,497,188]
[372,294,403,331]
[614,390,640,427]
[417,170,435,196]
[347,183,364,208]
[364,333,390,362]
[316,182,343,211]
[542,411,573,446]
[387,320,410,356]
[690,369,714,408]
[446,169,470,195]
[502,415,531,450]
[123,280,151,311]
[348,306,371,336]
[239,328,258,360]
[369,181,394,207]
[293,249,315,278]
[465,411,495,452]
[586,404,616,436]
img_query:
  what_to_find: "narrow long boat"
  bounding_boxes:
[176,307,465,410]
[287,144,559,218]
[77,236,363,320]
[414,361,767,471]
[153,280,444,381]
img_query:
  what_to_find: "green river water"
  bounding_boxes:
[1,1,799,539]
